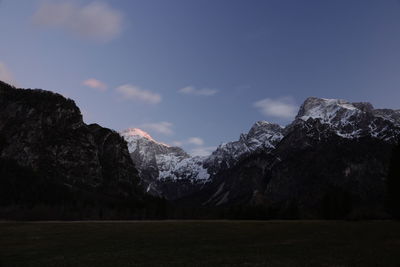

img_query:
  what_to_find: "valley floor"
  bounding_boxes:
[0,220,399,267]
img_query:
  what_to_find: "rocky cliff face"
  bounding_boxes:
[0,81,143,219]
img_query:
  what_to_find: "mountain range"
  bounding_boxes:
[0,80,399,219]
[121,97,400,218]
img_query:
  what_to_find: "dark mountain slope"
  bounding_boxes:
[0,80,151,220]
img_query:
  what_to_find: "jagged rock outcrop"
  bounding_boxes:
[204,121,284,175]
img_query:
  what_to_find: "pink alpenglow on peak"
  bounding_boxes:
[121,128,156,142]
[120,128,171,148]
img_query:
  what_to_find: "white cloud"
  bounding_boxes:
[140,122,173,136]
[82,78,107,91]
[170,137,213,156]
[187,137,204,146]
[254,97,298,119]
[33,1,123,42]
[116,84,161,104]
[0,62,16,86]
[190,146,217,157]
[178,86,218,96]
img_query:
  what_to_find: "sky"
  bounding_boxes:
[1,0,400,156]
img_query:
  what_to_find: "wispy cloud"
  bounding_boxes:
[0,62,16,86]
[80,109,93,123]
[254,97,298,119]
[190,146,216,157]
[178,86,218,96]
[172,137,205,147]
[82,78,107,91]
[171,141,183,147]
[116,84,161,104]
[140,122,173,136]
[32,1,123,42]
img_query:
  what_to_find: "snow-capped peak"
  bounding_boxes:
[120,128,171,148]
[296,97,360,122]
[120,128,157,142]
[294,97,400,141]
[120,127,209,195]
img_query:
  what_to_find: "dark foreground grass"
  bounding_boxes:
[0,221,399,267]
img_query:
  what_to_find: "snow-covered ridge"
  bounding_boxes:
[120,121,286,192]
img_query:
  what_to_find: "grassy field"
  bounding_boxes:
[0,220,399,267]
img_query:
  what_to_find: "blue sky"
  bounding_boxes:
[1,0,400,155]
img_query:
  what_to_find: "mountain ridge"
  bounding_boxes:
[178,97,400,218]
[120,96,400,218]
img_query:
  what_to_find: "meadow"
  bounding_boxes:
[0,220,399,267]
